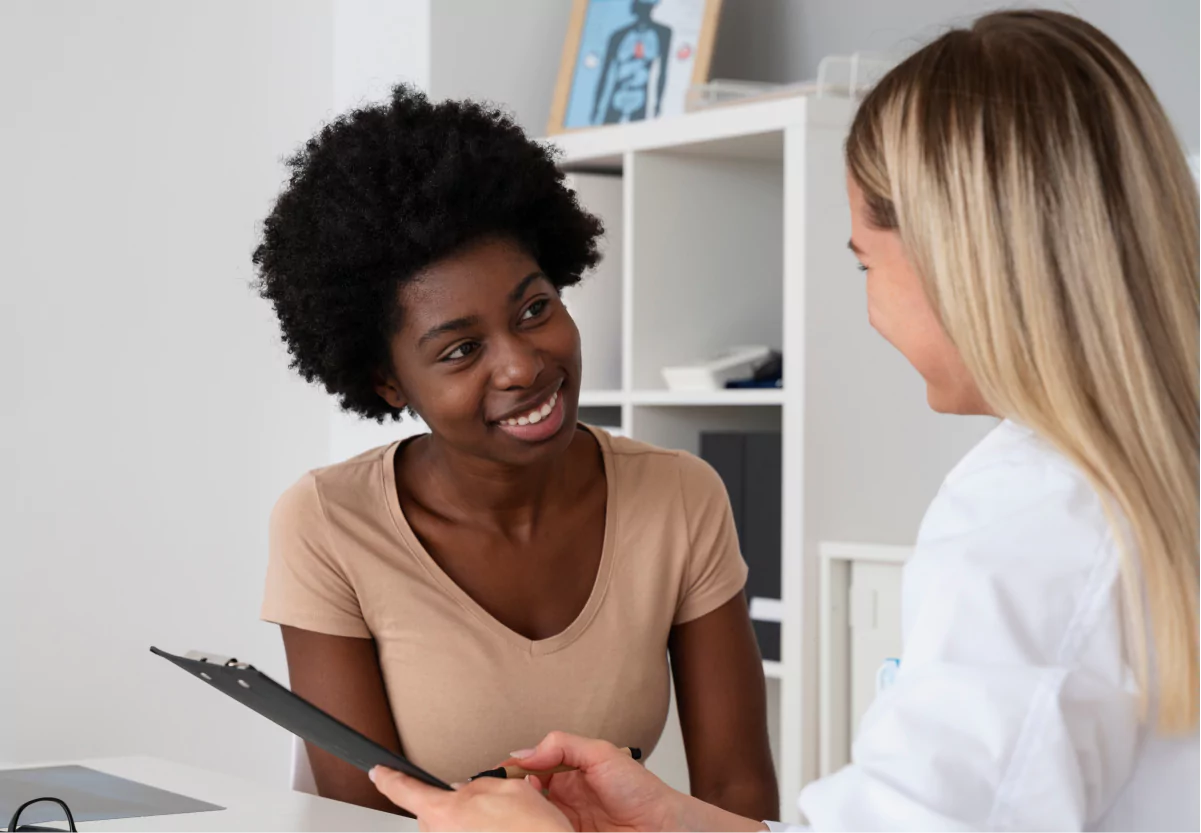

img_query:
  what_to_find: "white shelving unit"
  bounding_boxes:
[549,97,994,822]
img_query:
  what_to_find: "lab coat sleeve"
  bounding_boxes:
[797,456,1140,831]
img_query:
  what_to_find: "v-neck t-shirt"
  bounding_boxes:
[261,425,748,785]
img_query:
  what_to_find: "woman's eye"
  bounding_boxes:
[521,299,549,321]
[856,263,868,273]
[443,342,478,362]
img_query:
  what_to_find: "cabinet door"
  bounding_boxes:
[848,561,904,737]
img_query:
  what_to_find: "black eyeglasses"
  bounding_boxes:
[7,797,77,832]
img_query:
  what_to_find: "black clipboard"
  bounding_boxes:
[150,647,451,791]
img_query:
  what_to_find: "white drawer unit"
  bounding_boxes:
[819,541,911,775]
[848,559,905,738]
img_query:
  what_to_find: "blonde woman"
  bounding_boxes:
[364,8,1200,831]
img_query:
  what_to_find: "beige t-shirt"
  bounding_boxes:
[261,426,747,785]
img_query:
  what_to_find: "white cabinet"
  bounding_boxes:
[848,559,904,738]
[819,542,910,775]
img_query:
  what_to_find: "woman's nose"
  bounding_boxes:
[491,335,544,391]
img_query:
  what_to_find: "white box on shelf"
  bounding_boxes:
[661,345,773,392]
[749,596,784,623]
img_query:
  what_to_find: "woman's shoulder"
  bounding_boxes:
[594,428,683,463]
[943,419,1096,492]
[272,443,395,529]
[924,419,1112,545]
[590,426,725,501]
[907,419,1121,657]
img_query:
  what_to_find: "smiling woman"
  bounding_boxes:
[251,86,777,819]
[379,240,580,459]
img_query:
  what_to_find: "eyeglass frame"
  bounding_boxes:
[7,796,77,832]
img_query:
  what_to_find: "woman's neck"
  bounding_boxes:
[402,431,576,539]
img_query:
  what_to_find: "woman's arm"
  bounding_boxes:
[281,625,407,814]
[669,592,779,821]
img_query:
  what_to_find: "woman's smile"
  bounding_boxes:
[493,381,567,443]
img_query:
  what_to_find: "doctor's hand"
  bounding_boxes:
[516,732,772,833]
[370,767,570,832]
[507,731,689,832]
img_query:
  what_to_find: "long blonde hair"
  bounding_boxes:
[847,9,1199,732]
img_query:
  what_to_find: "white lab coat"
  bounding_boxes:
[775,420,1199,832]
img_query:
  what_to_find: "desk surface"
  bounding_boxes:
[5,757,417,832]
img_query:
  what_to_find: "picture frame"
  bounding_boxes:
[548,0,723,135]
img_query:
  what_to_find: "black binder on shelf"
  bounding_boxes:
[700,431,782,662]
[149,647,451,791]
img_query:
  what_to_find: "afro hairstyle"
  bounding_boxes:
[253,85,603,421]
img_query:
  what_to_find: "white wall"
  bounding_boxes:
[429,0,575,133]
[334,0,430,111]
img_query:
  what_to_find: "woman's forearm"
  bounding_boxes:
[693,778,779,824]
[677,792,770,832]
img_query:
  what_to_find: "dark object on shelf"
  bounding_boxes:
[725,377,782,389]
[753,620,781,664]
[725,350,782,389]
[700,431,782,662]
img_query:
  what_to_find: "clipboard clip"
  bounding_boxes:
[184,650,251,670]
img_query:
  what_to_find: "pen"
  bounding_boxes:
[470,746,642,780]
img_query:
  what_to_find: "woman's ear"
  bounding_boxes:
[374,373,408,413]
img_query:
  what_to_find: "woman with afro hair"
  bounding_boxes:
[253,86,777,818]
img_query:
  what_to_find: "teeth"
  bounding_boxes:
[501,391,558,428]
